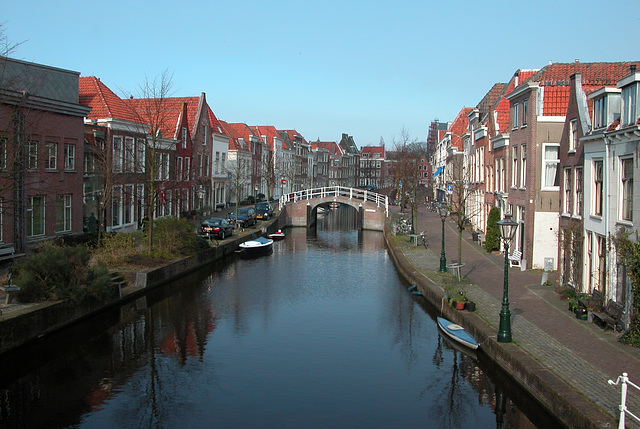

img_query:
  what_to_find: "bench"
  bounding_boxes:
[591,299,624,331]
[508,250,522,267]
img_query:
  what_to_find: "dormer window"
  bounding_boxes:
[593,96,607,129]
[622,83,638,126]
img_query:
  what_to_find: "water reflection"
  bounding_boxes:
[0,209,562,428]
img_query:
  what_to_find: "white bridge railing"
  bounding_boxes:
[609,373,640,428]
[279,186,389,217]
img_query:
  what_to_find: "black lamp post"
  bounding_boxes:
[496,213,518,343]
[438,203,449,272]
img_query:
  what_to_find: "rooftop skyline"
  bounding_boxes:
[3,0,638,147]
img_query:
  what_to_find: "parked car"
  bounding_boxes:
[200,218,234,239]
[227,208,257,228]
[255,202,274,220]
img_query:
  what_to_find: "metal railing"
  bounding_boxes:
[609,372,640,428]
[279,186,389,217]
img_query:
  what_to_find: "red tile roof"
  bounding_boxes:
[280,129,308,145]
[79,76,141,122]
[311,140,343,156]
[512,62,640,116]
[251,125,287,151]
[360,145,384,156]
[448,108,473,149]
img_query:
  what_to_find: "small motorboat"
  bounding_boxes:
[239,236,274,256]
[268,230,285,240]
[436,317,479,350]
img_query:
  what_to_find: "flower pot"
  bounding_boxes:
[455,301,466,310]
[575,308,587,319]
[465,301,476,312]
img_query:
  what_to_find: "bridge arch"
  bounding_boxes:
[279,186,388,231]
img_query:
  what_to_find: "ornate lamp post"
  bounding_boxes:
[496,213,518,343]
[438,203,449,272]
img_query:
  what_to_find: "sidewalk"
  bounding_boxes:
[391,205,640,429]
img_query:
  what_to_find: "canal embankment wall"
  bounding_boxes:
[384,232,611,429]
[0,216,284,355]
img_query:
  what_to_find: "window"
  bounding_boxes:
[55,194,72,232]
[587,232,593,291]
[204,155,209,177]
[542,144,560,189]
[112,186,121,226]
[124,185,133,224]
[511,146,518,188]
[27,141,38,169]
[575,167,583,217]
[46,142,57,169]
[113,136,123,173]
[623,84,637,126]
[124,137,134,172]
[521,145,527,187]
[177,157,183,181]
[512,103,519,129]
[569,119,578,152]
[215,152,220,174]
[202,125,208,145]
[198,154,203,177]
[27,196,45,236]
[563,168,572,215]
[155,153,170,180]
[64,144,75,170]
[597,235,606,292]
[136,139,145,173]
[621,157,633,221]
[0,139,5,169]
[184,157,190,180]
[594,160,603,216]
[221,153,225,170]
[522,99,528,126]
[594,96,606,129]
[181,127,187,149]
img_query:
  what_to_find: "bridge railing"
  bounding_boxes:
[279,186,389,216]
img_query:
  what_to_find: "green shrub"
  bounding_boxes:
[484,207,501,252]
[151,218,209,259]
[14,243,113,303]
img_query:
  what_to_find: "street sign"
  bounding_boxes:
[227,172,232,180]
[399,182,403,187]
[447,184,453,193]
[281,179,287,185]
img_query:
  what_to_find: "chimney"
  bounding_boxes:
[631,64,637,73]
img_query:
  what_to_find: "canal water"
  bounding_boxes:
[0,208,563,428]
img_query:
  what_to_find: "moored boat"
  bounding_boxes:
[268,230,285,240]
[239,236,274,256]
[436,317,479,350]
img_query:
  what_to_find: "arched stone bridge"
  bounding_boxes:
[278,186,388,231]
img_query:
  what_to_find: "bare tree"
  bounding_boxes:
[127,70,175,254]
[392,127,425,233]
[445,154,482,264]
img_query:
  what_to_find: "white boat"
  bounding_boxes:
[268,230,285,240]
[436,317,479,350]
[239,236,274,256]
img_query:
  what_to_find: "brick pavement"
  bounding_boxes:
[393,205,640,428]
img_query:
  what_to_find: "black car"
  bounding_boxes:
[255,202,273,220]
[227,208,257,228]
[200,218,234,239]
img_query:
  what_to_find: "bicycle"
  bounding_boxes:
[419,231,428,249]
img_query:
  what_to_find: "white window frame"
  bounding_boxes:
[113,136,123,173]
[563,167,572,215]
[28,140,38,169]
[593,160,604,217]
[520,145,527,188]
[541,143,560,190]
[64,144,75,170]
[522,99,528,126]
[623,84,638,126]
[124,137,134,172]
[594,96,606,129]
[181,127,187,149]
[55,194,72,233]
[512,103,519,129]
[574,166,583,218]
[27,196,45,236]
[569,119,578,152]
[621,157,633,222]
[47,142,57,170]
[136,138,145,173]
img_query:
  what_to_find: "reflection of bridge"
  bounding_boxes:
[278,186,389,231]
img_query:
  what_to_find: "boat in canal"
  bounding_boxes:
[268,230,285,240]
[239,236,274,256]
[436,317,479,350]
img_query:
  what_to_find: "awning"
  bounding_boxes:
[433,167,444,177]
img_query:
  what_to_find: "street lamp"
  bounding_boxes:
[496,213,518,343]
[438,203,449,272]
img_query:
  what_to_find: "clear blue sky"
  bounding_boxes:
[4,1,639,147]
